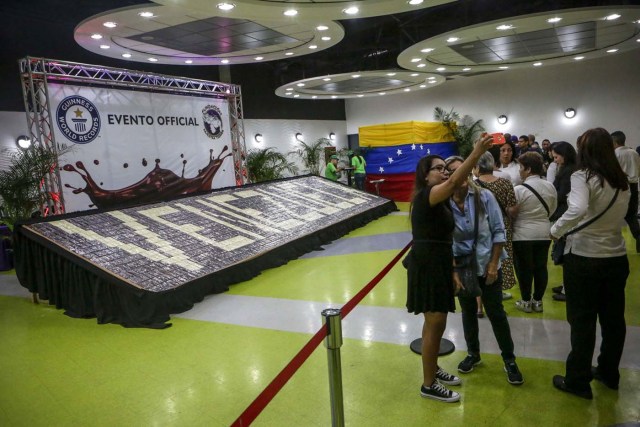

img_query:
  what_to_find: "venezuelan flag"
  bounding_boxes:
[360,122,456,201]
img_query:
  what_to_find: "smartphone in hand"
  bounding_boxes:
[491,133,506,145]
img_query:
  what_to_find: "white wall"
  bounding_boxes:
[345,50,640,148]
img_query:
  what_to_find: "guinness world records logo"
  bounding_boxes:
[202,105,224,139]
[56,95,101,144]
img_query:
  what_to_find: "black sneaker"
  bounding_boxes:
[552,293,566,302]
[552,375,593,399]
[504,361,524,385]
[420,381,460,403]
[458,354,482,373]
[591,366,619,390]
[552,285,564,294]
[436,366,462,385]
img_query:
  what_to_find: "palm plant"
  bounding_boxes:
[434,107,485,158]
[292,137,331,175]
[0,145,64,229]
[245,147,298,183]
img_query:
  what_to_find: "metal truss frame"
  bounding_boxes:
[18,56,247,214]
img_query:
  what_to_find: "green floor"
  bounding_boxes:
[1,201,639,426]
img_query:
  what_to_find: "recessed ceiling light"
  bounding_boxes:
[606,48,618,53]
[417,64,426,68]
[420,48,434,53]
[284,9,298,16]
[309,45,318,49]
[410,58,421,63]
[321,36,331,41]
[357,94,364,98]
[436,67,446,71]
[429,81,437,84]
[496,24,514,30]
[221,59,230,64]
[103,22,117,28]
[255,56,263,61]
[286,92,294,96]
[185,60,193,64]
[217,3,235,11]
[148,57,158,62]
[427,76,436,80]
[387,73,396,76]
[547,17,562,23]
[312,96,317,99]
[574,56,584,60]
[122,53,131,58]
[90,34,102,40]
[352,74,361,78]
[379,92,386,96]
[462,67,471,71]
[286,87,293,91]
[323,77,331,81]
[317,25,329,31]
[446,37,459,43]
[285,52,294,56]
[404,88,411,92]
[419,84,426,88]
[499,66,509,69]
[605,13,621,20]
[408,0,424,5]
[297,83,305,87]
[533,62,542,66]
[293,94,300,98]
[331,95,338,99]
[99,45,110,49]
[138,11,155,18]
[410,73,419,76]
[343,7,359,15]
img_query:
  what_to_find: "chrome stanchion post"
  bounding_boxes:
[322,308,345,427]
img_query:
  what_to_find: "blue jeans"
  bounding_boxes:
[354,173,365,190]
[458,269,516,362]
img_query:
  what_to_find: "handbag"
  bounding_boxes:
[552,189,619,265]
[455,192,482,298]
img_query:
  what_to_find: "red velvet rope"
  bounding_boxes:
[231,241,412,426]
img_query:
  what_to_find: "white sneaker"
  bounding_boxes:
[515,299,532,313]
[532,299,543,313]
[435,366,462,385]
[420,381,460,403]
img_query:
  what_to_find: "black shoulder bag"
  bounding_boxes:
[455,192,482,298]
[551,189,620,265]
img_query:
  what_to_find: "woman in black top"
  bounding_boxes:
[405,135,493,402]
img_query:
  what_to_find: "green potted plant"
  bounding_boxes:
[245,147,298,183]
[434,107,485,158]
[292,137,332,175]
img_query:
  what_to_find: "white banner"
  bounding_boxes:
[49,83,236,213]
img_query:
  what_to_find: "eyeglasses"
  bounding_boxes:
[429,165,448,173]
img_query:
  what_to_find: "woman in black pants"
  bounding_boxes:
[550,128,630,399]
[511,152,557,313]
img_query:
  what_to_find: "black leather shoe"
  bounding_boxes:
[552,375,593,399]
[636,238,640,254]
[552,293,566,301]
[591,367,619,390]
[552,285,564,294]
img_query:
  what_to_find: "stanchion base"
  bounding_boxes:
[409,338,455,356]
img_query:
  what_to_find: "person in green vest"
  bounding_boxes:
[325,154,341,181]
[351,150,367,190]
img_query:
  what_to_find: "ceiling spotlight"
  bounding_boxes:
[312,96,318,99]
[420,48,434,53]
[574,56,584,60]
[547,17,562,23]
[497,115,508,125]
[379,92,386,96]
[496,24,514,30]
[606,48,618,53]
[285,52,294,56]
[357,94,364,98]
[317,25,329,31]
[387,72,396,76]
[217,3,235,11]
[410,73,419,76]
[295,132,304,141]
[255,133,263,143]
[16,135,32,150]
[103,22,117,28]
[185,60,193,64]
[293,94,300,98]
[411,58,421,63]
[296,83,305,87]
[419,84,426,88]
[352,74,361,78]
[323,77,331,81]
[605,13,621,20]
[499,66,509,69]
[343,7,359,15]
[286,87,293,91]
[138,11,155,18]
[331,95,338,99]
[436,67,446,71]
[329,132,336,141]
[309,45,318,49]
[408,0,424,5]
[284,9,298,16]
[148,57,158,62]
[321,36,331,41]
[533,62,542,66]
[446,37,459,43]
[404,88,411,92]
[429,81,437,84]
[99,45,110,49]
[122,53,132,58]
[254,56,264,61]
[462,67,471,71]
[564,108,577,119]
[90,34,103,40]
[417,64,426,68]
[221,59,230,64]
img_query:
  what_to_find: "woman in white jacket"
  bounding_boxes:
[550,128,630,400]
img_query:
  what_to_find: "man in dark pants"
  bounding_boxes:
[612,131,640,252]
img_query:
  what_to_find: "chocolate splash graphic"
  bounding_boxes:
[63,146,231,209]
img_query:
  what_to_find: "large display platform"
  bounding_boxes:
[14,175,396,328]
